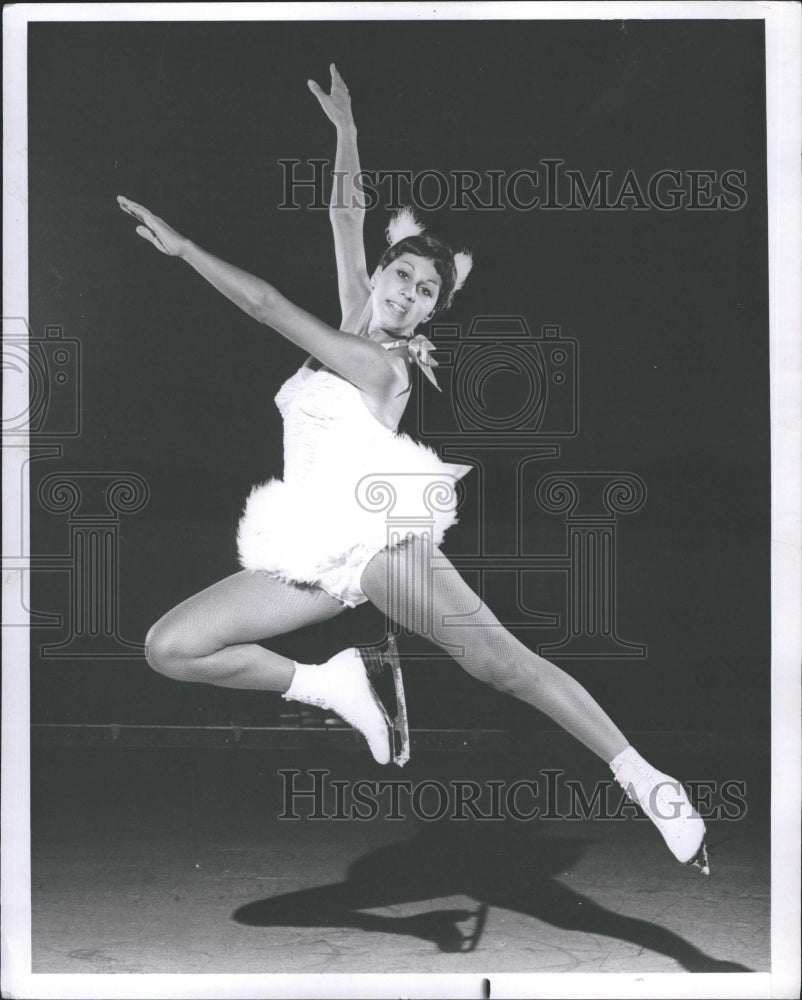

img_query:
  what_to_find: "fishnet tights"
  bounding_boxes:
[145,542,628,763]
[145,570,345,690]
[361,537,628,763]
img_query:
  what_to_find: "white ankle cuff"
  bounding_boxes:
[609,744,638,775]
[283,651,360,707]
[280,649,391,765]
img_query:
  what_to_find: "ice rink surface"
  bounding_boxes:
[31,740,767,976]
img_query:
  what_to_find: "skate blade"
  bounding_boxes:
[686,840,710,876]
[359,634,410,767]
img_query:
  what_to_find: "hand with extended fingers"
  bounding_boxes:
[308,63,355,131]
[117,195,187,257]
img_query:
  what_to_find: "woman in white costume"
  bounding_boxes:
[119,65,708,874]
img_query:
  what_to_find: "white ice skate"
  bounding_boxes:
[284,635,409,766]
[610,746,710,875]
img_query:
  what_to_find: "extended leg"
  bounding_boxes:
[360,537,707,869]
[361,537,628,762]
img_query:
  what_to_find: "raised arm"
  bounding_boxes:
[117,196,406,398]
[308,65,371,329]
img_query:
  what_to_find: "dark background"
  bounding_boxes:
[28,18,769,737]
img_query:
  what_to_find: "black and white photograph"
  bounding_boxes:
[2,3,800,998]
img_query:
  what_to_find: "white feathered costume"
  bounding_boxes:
[237,358,469,606]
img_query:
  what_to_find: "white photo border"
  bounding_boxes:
[3,3,800,999]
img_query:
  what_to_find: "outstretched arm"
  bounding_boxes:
[308,65,371,329]
[117,196,405,398]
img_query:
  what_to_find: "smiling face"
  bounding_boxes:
[369,254,441,337]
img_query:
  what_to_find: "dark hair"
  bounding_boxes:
[375,233,458,316]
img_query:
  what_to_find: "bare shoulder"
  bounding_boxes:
[359,350,413,430]
[384,342,413,384]
[359,339,411,399]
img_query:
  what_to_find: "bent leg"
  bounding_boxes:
[360,538,628,763]
[145,570,346,690]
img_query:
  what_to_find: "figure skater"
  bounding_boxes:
[119,65,708,875]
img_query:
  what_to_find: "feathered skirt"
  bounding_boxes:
[237,432,469,607]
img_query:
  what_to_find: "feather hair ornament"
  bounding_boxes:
[453,250,473,292]
[386,206,426,246]
[385,205,473,300]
